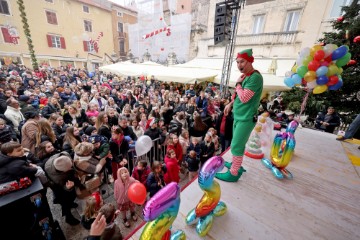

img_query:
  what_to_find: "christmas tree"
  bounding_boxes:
[245,124,264,159]
[318,0,359,116]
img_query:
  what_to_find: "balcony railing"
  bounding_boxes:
[118,32,126,39]
[236,31,299,46]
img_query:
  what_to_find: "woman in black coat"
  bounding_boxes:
[109,127,130,180]
[189,112,209,142]
[52,115,67,147]
[41,97,61,119]
[63,104,89,128]
[95,112,111,141]
[199,133,215,166]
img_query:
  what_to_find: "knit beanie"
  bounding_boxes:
[237,49,254,63]
[53,156,73,172]
[84,125,97,136]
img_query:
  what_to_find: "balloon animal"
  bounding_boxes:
[140,182,185,240]
[262,120,298,179]
[185,156,227,237]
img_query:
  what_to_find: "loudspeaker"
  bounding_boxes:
[214,3,233,45]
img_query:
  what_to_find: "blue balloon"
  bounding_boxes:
[261,158,273,169]
[284,77,295,88]
[88,72,94,78]
[332,45,348,60]
[316,75,329,85]
[316,66,328,76]
[328,78,343,90]
[271,166,284,179]
[291,74,302,85]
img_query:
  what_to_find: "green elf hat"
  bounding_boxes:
[237,49,254,63]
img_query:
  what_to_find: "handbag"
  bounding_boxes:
[84,174,101,190]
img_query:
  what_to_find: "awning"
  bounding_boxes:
[173,58,291,92]
[100,57,293,91]
[99,61,218,84]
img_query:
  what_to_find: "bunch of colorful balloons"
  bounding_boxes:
[284,44,351,94]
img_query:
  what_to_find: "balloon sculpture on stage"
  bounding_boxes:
[284,44,351,94]
[244,124,264,159]
[140,182,185,240]
[185,156,227,237]
[245,113,274,160]
[261,120,299,179]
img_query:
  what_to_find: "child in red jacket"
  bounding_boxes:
[164,149,180,184]
[131,160,150,186]
[166,134,183,165]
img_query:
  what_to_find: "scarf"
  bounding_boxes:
[112,134,124,146]
[74,154,92,162]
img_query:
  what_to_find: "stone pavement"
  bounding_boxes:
[47,171,192,240]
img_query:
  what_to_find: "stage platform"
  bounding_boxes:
[129,128,360,240]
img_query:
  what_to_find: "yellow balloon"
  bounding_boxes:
[310,45,323,57]
[313,85,328,94]
[326,64,339,77]
[304,71,317,82]
[338,67,343,75]
[291,65,298,73]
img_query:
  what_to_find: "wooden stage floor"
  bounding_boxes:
[129,128,360,240]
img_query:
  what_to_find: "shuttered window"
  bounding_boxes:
[45,11,58,25]
[0,0,10,15]
[46,34,66,49]
[83,41,94,52]
[1,27,12,43]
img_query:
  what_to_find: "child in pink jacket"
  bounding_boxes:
[114,167,138,228]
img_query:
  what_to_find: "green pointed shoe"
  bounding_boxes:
[215,167,246,182]
[224,161,232,168]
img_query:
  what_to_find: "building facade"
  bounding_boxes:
[0,0,116,70]
[192,0,350,75]
[110,3,137,61]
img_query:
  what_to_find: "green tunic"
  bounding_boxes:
[231,71,263,156]
[233,71,263,122]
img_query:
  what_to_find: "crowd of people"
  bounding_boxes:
[0,63,233,237]
[1,59,356,239]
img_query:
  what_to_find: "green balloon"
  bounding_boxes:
[336,53,351,67]
[296,65,308,78]
[302,55,312,66]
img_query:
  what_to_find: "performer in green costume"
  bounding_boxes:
[215,49,263,182]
